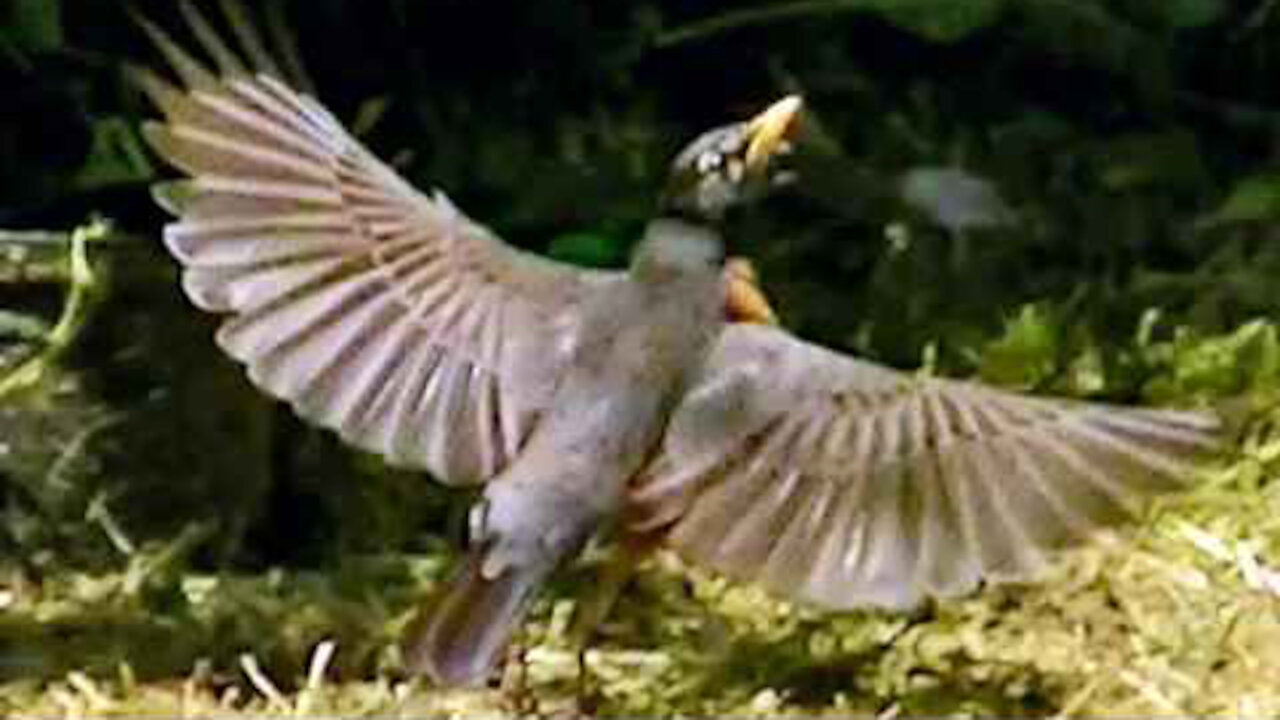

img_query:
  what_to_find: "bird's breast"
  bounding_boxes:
[527,274,722,479]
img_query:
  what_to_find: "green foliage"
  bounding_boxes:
[70,119,153,192]
[1142,318,1280,400]
[4,0,1280,714]
[1206,173,1280,226]
[1164,0,1227,29]
[977,304,1063,390]
[5,318,1280,716]
[1098,131,1208,193]
[3,0,62,51]
[868,0,1006,42]
[548,230,630,268]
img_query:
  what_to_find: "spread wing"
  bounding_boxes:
[631,324,1220,610]
[134,1,621,485]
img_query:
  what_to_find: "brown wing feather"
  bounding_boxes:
[136,1,620,485]
[632,324,1220,609]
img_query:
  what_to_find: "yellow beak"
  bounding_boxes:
[744,95,804,172]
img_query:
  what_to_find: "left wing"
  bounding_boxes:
[131,1,623,485]
[629,324,1220,610]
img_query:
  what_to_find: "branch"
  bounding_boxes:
[654,0,878,49]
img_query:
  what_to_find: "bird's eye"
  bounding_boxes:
[696,151,722,174]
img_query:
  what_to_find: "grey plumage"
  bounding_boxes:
[135,0,1221,688]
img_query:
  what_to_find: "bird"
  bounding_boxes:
[132,1,1221,688]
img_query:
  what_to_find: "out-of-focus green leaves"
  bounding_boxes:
[1098,131,1208,193]
[3,0,62,52]
[1014,0,1167,90]
[548,230,629,268]
[977,304,1061,390]
[0,308,49,342]
[869,0,1006,42]
[1203,173,1280,226]
[1163,0,1227,29]
[1142,319,1280,400]
[349,97,391,139]
[71,118,154,191]
[655,0,1005,48]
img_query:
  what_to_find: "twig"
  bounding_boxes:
[122,522,215,595]
[44,410,126,502]
[0,219,111,399]
[85,488,137,557]
[654,0,876,49]
[295,639,336,717]
[239,653,288,708]
[66,671,112,711]
[306,639,336,691]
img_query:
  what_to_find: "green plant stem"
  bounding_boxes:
[0,220,110,399]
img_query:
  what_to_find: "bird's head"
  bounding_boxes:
[661,95,804,224]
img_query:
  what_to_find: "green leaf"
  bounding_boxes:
[6,0,63,51]
[547,231,626,268]
[1015,0,1164,87]
[978,304,1061,390]
[1202,174,1280,226]
[71,118,154,191]
[1142,320,1280,400]
[1099,131,1207,192]
[1163,0,1225,29]
[870,0,1006,42]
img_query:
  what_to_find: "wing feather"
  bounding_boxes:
[137,1,620,485]
[633,324,1221,609]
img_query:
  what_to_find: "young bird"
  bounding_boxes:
[134,1,1220,688]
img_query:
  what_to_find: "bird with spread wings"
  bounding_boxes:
[132,0,1220,687]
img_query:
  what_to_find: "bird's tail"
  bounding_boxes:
[403,546,553,687]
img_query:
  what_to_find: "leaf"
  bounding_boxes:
[978,304,1061,390]
[1142,320,1280,400]
[0,310,51,343]
[1015,0,1167,90]
[1163,0,1226,29]
[548,231,626,268]
[71,118,154,191]
[1202,174,1280,227]
[869,0,1006,42]
[654,0,1005,48]
[1099,131,1208,192]
[6,0,63,51]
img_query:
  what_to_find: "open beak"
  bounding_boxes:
[744,95,804,172]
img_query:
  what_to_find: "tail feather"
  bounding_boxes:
[403,548,552,687]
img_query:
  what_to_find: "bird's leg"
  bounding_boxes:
[498,641,536,715]
[722,257,779,325]
[566,532,662,711]
[574,648,599,717]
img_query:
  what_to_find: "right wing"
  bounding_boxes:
[632,324,1220,610]
[134,1,622,485]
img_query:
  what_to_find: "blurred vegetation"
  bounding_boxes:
[3,0,1280,715]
